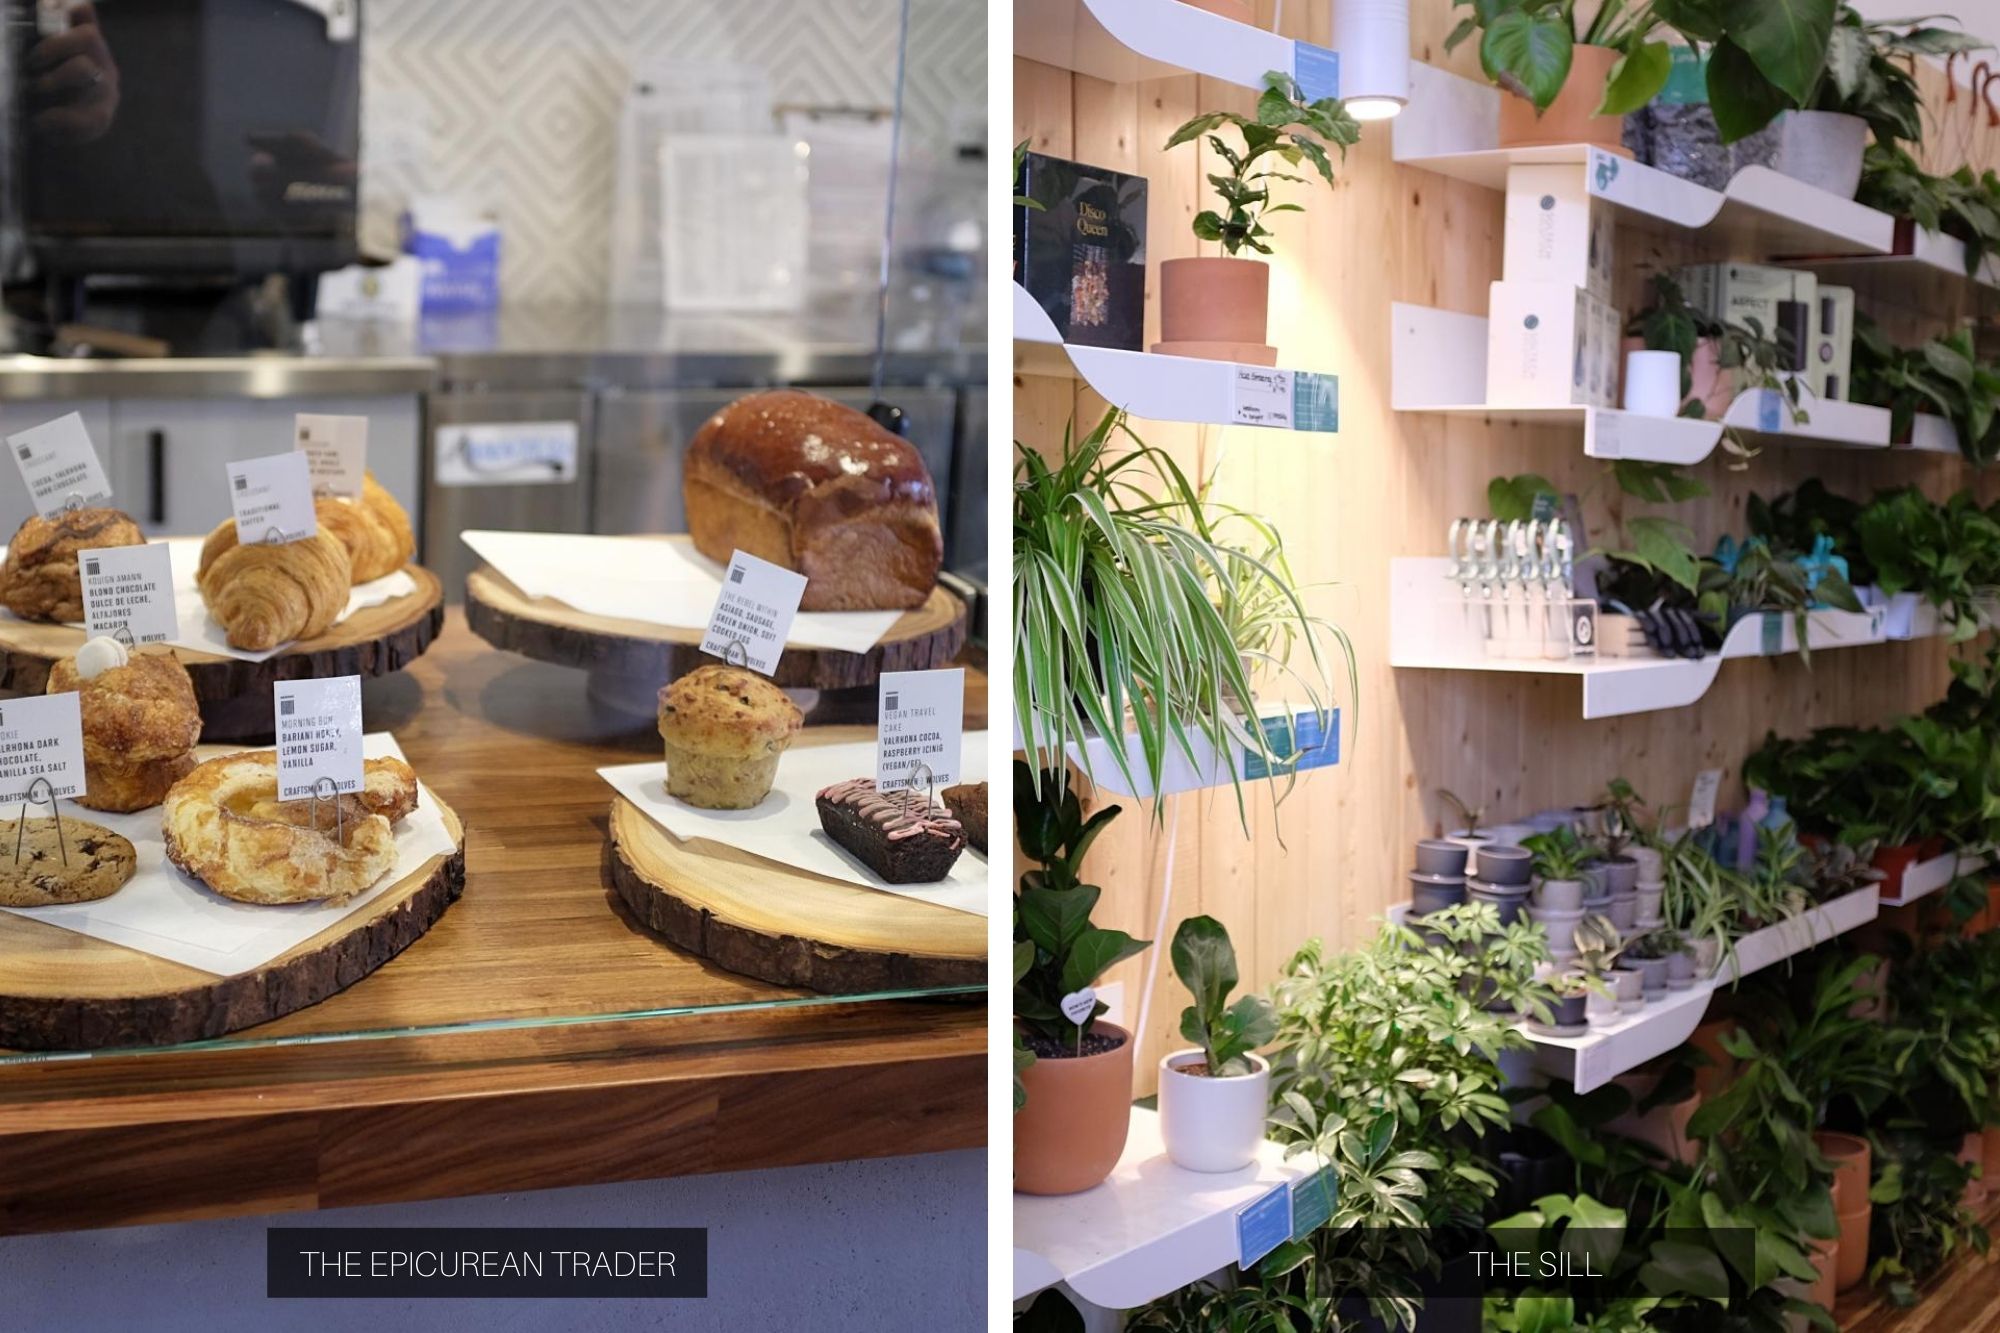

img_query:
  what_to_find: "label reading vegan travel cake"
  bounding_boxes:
[6,412,114,517]
[274,675,364,802]
[0,692,84,802]
[699,550,805,677]
[79,543,178,645]
[875,668,964,793]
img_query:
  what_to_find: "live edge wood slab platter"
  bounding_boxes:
[607,796,984,994]
[0,562,446,742]
[0,787,465,1052]
[464,538,968,717]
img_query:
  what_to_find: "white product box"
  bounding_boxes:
[1678,262,1817,375]
[1503,163,1616,301]
[1811,285,1855,402]
[1486,281,1620,409]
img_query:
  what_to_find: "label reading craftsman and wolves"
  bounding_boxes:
[295,414,369,499]
[6,412,114,517]
[273,676,364,802]
[698,550,805,677]
[0,692,84,803]
[227,452,319,545]
[79,543,178,644]
[875,668,964,793]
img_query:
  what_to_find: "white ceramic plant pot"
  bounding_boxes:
[1774,110,1868,198]
[1610,967,1644,1011]
[1635,883,1664,920]
[1158,1049,1272,1173]
[1881,591,1920,640]
[1586,987,1620,1026]
[1695,936,1723,978]
[1627,847,1663,882]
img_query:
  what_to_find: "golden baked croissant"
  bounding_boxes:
[163,751,420,904]
[196,522,352,651]
[315,474,415,583]
[48,642,203,813]
[0,507,145,623]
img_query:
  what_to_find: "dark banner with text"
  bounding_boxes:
[267,1227,708,1298]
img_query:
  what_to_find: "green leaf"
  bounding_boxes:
[1061,926,1150,994]
[1720,0,1839,106]
[1598,40,1672,117]
[1481,10,1574,110]
[1707,37,1797,143]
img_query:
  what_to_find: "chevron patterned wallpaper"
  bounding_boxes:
[360,0,985,306]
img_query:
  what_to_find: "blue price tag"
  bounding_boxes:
[1237,1182,1293,1268]
[1757,390,1782,432]
[1292,42,1340,102]
[1291,372,1340,433]
[1288,1167,1336,1239]
[1239,708,1341,782]
[1761,613,1783,655]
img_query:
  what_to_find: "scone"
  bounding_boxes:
[942,781,987,854]
[816,778,966,883]
[48,637,202,813]
[0,817,136,906]
[657,665,803,809]
[162,751,420,904]
[0,508,145,623]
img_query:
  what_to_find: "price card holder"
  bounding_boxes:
[1292,42,1340,102]
[295,414,369,499]
[699,550,806,677]
[875,668,964,794]
[6,413,114,517]
[0,693,85,803]
[1236,1180,1293,1269]
[79,544,178,644]
[1291,371,1339,433]
[1568,599,1599,659]
[227,452,319,544]
[1288,1166,1336,1240]
[1687,767,1723,830]
[273,676,364,802]
[1232,367,1294,429]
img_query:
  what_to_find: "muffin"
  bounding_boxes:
[47,637,202,813]
[657,665,803,809]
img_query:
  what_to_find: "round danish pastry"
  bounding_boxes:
[162,751,420,904]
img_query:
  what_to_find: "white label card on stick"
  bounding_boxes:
[294,414,368,499]
[227,452,319,544]
[78,543,178,644]
[875,668,964,793]
[698,550,806,677]
[1687,767,1724,830]
[6,413,114,517]
[1231,366,1294,429]
[0,692,85,802]
[273,676,364,802]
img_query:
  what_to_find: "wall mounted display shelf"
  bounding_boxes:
[1014,1108,1312,1309]
[1392,304,1893,463]
[1016,283,1340,432]
[1020,706,1341,799]
[1389,558,1946,720]
[1880,847,1994,908]
[1014,0,1301,90]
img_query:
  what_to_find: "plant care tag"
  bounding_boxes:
[293,413,368,499]
[1236,1181,1293,1268]
[273,675,364,802]
[1232,366,1294,429]
[227,452,318,544]
[699,549,805,677]
[78,544,178,644]
[1289,1166,1336,1240]
[0,692,85,802]
[1687,767,1723,830]
[875,668,964,793]
[1058,988,1097,1026]
[6,413,114,517]
[1292,42,1340,103]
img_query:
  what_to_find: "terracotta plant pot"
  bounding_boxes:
[1849,958,1890,1021]
[1154,257,1276,365]
[1807,1235,1838,1312]
[1607,1075,1702,1166]
[1835,1204,1871,1291]
[1497,45,1631,155]
[1015,1023,1136,1195]
[1959,1131,1986,1210]
[1816,1130,1871,1215]
[1872,843,1925,900]
[1183,0,1254,19]
[1984,1124,2000,1188]
[1690,1016,1740,1101]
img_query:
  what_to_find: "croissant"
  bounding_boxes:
[0,507,145,623]
[196,522,352,651]
[315,474,415,583]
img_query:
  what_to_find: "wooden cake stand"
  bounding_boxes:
[606,796,985,994]
[464,538,968,721]
[0,783,466,1051]
[0,564,445,741]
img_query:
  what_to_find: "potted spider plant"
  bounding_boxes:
[1157,915,1277,1173]
[1158,74,1358,365]
[1014,408,1351,828]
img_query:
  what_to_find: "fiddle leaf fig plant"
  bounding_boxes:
[1172,915,1276,1077]
[1164,72,1359,256]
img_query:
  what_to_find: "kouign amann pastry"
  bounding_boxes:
[657,664,803,809]
[0,507,144,623]
[163,752,420,904]
[0,816,135,906]
[48,637,202,813]
[195,521,352,651]
[315,474,415,583]
[815,778,966,883]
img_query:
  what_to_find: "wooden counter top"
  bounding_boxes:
[0,611,989,1235]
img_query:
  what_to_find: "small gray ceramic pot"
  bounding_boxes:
[1581,863,1613,904]
[1535,878,1585,912]
[1414,839,1470,878]
[1602,856,1639,895]
[1635,883,1664,921]
[1606,894,1639,932]
[1626,846,1663,883]
[1468,878,1531,925]
[1476,845,1533,887]
[1665,949,1697,990]
[1408,871,1467,916]
[1626,955,1670,997]
[1530,991,1589,1036]
[1610,967,1644,1011]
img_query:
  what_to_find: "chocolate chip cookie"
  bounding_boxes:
[0,817,136,906]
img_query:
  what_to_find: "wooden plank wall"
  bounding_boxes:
[1014,6,2000,1095]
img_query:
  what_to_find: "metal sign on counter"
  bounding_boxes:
[434,422,579,487]
[79,544,179,645]
[875,668,964,793]
[0,693,85,804]
[295,414,369,499]
[274,676,364,803]
[226,453,319,544]
[698,550,805,678]
[6,412,114,517]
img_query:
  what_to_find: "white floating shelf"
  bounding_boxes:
[1392,303,1892,460]
[1016,283,1340,431]
[1391,63,1894,257]
[1015,0,1297,90]
[1902,413,1961,456]
[1880,848,1993,908]
[1022,706,1341,799]
[1389,558,1932,720]
[1785,228,2000,315]
[1014,1108,1311,1309]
